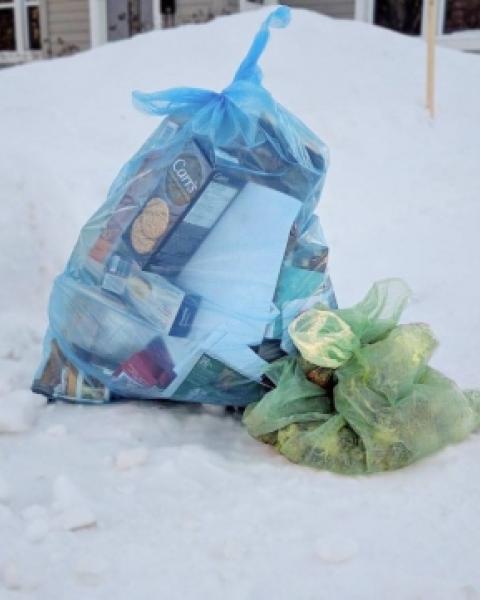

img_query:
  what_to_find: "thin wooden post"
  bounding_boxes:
[426,0,437,118]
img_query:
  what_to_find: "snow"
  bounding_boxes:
[52,475,97,531]
[24,517,49,544]
[74,555,109,587]
[114,446,149,471]
[1,559,41,592]
[1,6,480,599]
[0,391,46,433]
[0,475,11,504]
[314,534,359,564]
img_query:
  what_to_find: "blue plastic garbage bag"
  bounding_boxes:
[32,6,336,406]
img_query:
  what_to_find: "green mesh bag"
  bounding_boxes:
[243,279,480,474]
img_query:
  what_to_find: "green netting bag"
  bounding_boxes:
[243,279,480,474]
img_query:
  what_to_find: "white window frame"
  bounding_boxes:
[354,0,480,51]
[0,0,44,64]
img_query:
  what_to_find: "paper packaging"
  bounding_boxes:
[176,182,301,346]
[145,171,243,278]
[59,365,110,403]
[102,255,200,337]
[32,338,111,403]
[226,116,325,202]
[114,337,176,390]
[144,146,244,278]
[31,339,66,398]
[86,118,180,274]
[159,331,267,404]
[127,272,200,338]
[87,156,160,271]
[122,139,213,268]
[51,276,155,367]
[88,132,244,279]
[170,353,265,405]
[123,138,244,276]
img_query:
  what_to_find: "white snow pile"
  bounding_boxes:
[1,7,480,599]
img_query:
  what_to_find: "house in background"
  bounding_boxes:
[0,0,240,65]
[288,0,480,51]
[1,0,479,66]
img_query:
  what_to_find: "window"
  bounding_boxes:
[27,3,41,50]
[0,1,15,51]
[0,0,42,54]
[357,0,480,49]
[374,0,423,35]
[444,0,480,33]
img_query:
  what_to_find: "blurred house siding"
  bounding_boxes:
[45,0,91,56]
[285,0,354,18]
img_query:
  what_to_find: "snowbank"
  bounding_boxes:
[0,7,479,599]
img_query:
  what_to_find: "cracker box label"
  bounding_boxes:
[146,174,242,277]
[122,140,212,267]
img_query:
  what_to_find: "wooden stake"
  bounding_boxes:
[426,0,437,118]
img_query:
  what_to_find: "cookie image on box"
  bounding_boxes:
[139,198,170,239]
[130,198,170,255]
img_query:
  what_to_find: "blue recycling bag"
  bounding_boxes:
[32,6,336,405]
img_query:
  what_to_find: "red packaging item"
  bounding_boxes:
[114,337,175,389]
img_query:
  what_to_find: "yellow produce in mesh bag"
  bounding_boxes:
[243,279,480,474]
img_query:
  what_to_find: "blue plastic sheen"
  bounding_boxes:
[32,6,337,406]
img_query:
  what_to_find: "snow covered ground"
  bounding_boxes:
[1,7,480,599]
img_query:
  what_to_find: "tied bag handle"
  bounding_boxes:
[231,4,291,86]
[132,5,291,117]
